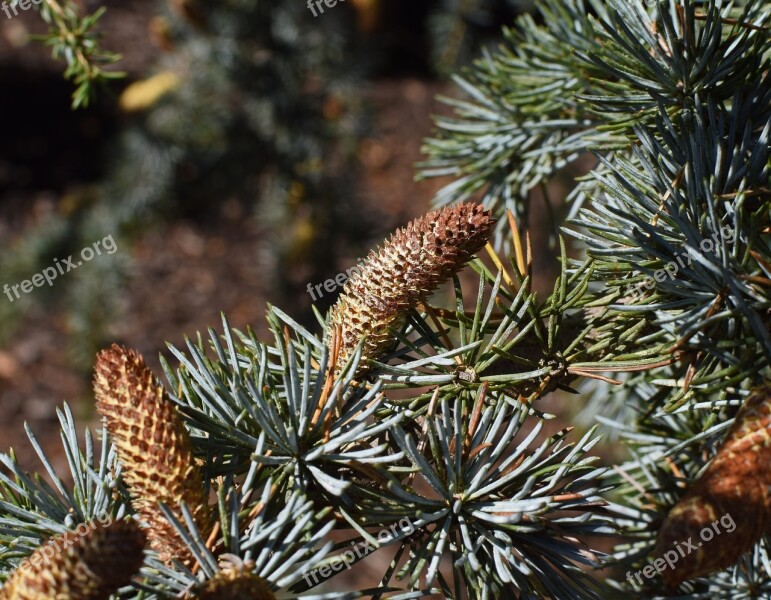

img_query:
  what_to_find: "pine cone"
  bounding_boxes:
[94,345,209,565]
[653,385,771,588]
[0,519,145,600]
[327,203,494,375]
[195,566,275,600]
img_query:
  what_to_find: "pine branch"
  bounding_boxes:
[0,404,127,579]
[34,0,124,108]
[419,0,771,247]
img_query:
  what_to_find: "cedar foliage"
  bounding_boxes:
[0,1,769,599]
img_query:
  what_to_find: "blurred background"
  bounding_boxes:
[0,0,546,472]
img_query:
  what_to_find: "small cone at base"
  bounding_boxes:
[0,519,146,600]
[195,566,276,600]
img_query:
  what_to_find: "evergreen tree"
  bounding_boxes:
[0,0,769,598]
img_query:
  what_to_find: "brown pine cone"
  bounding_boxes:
[653,384,771,588]
[327,203,494,375]
[0,519,145,600]
[195,564,275,600]
[94,344,209,565]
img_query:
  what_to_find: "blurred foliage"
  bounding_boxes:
[1,0,524,373]
[1,0,366,367]
[428,0,526,75]
[34,0,124,108]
